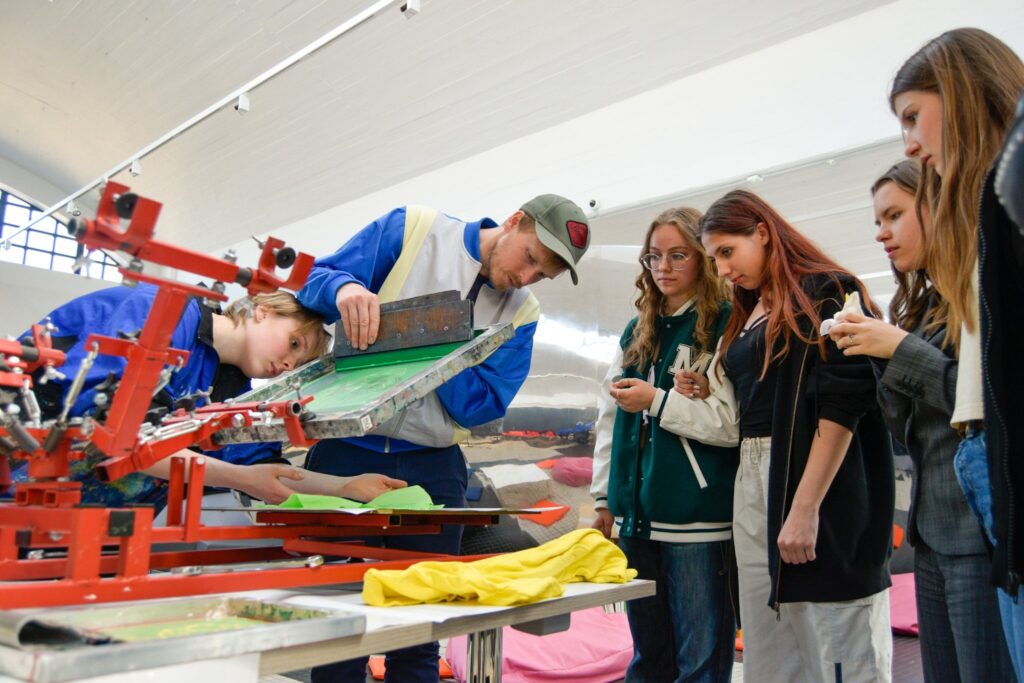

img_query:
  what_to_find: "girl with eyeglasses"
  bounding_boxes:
[678,189,894,682]
[889,27,1024,677]
[827,160,1014,681]
[590,207,737,682]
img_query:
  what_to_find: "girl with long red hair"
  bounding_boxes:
[681,189,895,682]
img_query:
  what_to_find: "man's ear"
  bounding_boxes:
[502,210,525,233]
[253,304,269,322]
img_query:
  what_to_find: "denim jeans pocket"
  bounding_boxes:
[953,431,997,547]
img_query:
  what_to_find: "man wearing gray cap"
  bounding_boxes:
[297,194,590,683]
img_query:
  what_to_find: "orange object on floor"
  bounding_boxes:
[520,499,570,526]
[368,656,453,680]
[536,458,559,469]
[735,628,744,652]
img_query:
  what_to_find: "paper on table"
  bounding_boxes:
[252,581,642,626]
[260,485,444,511]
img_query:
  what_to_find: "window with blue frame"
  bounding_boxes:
[0,188,121,283]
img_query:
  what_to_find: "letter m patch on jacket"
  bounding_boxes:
[667,343,714,377]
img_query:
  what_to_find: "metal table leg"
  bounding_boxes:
[465,627,503,683]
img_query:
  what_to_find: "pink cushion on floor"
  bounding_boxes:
[448,607,632,683]
[890,572,918,636]
[550,457,593,487]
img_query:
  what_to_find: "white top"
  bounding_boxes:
[951,260,985,425]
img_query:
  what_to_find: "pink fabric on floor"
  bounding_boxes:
[890,572,919,636]
[550,457,593,487]
[447,607,632,683]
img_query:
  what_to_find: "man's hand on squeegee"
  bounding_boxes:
[335,282,381,350]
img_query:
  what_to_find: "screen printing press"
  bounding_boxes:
[0,183,653,682]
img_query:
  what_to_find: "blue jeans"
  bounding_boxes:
[953,429,996,547]
[617,537,735,683]
[913,544,1015,682]
[306,440,468,683]
[955,428,1024,681]
[998,591,1024,681]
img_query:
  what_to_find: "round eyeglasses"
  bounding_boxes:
[640,252,693,271]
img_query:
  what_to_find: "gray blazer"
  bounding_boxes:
[872,316,988,556]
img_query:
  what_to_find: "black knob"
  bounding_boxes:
[274,247,296,268]
[115,193,139,219]
[67,216,88,239]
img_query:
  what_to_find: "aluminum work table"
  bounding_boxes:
[0,580,655,683]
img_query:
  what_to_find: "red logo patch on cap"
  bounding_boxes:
[566,221,588,249]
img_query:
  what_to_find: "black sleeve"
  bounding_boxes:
[995,88,1024,237]
[804,280,878,432]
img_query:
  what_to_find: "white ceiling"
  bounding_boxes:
[589,139,907,285]
[1,0,892,249]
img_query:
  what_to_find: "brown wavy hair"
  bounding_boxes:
[890,27,1024,351]
[870,160,943,334]
[700,190,880,378]
[622,207,730,370]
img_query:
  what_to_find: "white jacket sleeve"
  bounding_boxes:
[590,347,622,510]
[650,339,739,447]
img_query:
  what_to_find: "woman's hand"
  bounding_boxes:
[777,502,819,564]
[339,473,408,502]
[673,370,710,399]
[609,378,656,413]
[238,463,305,504]
[592,508,615,538]
[828,310,908,360]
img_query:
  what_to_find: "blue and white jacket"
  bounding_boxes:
[298,206,540,452]
[24,284,277,466]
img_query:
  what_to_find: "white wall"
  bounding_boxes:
[0,156,72,214]
[0,261,112,337]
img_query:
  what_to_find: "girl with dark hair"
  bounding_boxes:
[590,207,737,682]
[828,160,1014,681]
[680,189,894,682]
[890,28,1024,674]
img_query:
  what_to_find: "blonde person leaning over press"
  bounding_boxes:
[4,286,405,510]
[675,190,894,682]
[590,207,737,683]
[889,28,1024,676]
[828,160,1014,681]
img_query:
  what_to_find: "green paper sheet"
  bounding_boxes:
[266,484,443,511]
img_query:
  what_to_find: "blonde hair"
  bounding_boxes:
[890,28,1024,350]
[224,291,331,359]
[622,207,730,370]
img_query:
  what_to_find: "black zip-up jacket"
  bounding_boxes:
[979,89,1024,595]
[766,273,895,606]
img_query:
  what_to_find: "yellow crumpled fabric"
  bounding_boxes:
[361,528,638,607]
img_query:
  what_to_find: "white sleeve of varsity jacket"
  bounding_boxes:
[650,338,740,447]
[590,346,622,510]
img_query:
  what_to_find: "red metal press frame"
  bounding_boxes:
[0,455,497,608]
[0,182,496,609]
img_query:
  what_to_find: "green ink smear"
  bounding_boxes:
[100,616,264,642]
